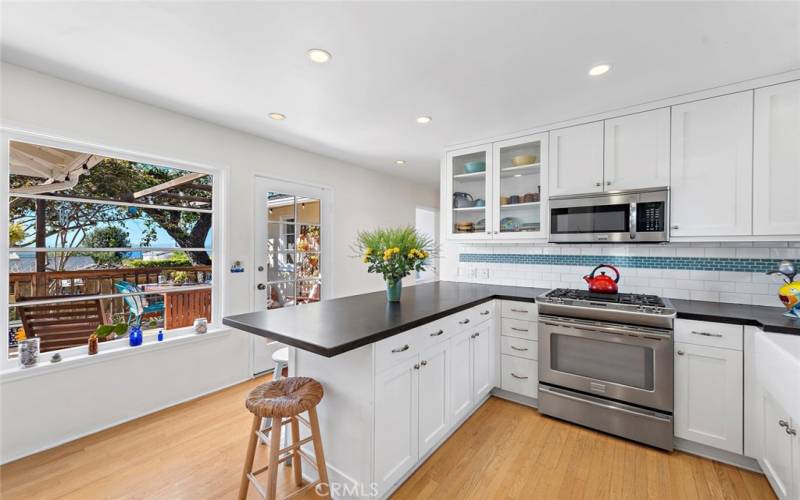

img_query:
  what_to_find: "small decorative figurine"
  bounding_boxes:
[193,318,208,334]
[129,325,143,346]
[767,260,800,319]
[18,338,39,368]
[88,333,99,355]
[50,353,62,363]
[230,260,244,273]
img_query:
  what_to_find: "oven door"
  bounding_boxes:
[538,315,673,412]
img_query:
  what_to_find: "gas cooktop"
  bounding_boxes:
[537,288,676,329]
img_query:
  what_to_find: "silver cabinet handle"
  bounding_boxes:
[420,360,427,366]
[392,344,410,353]
[510,308,528,313]
[788,427,797,436]
[671,225,679,230]
[511,327,529,332]
[413,363,420,370]
[511,373,528,380]
[780,420,790,428]
[606,181,612,186]
[257,283,266,290]
[676,350,685,356]
[459,318,470,325]
[691,331,723,338]
[595,182,602,187]
[470,332,481,339]
[480,310,490,316]
[430,329,444,337]
[510,345,528,351]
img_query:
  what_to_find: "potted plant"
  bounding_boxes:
[94,323,128,342]
[353,227,433,302]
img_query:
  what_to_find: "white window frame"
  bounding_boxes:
[1,127,227,373]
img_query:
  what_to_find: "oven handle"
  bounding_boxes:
[629,201,637,241]
[540,317,671,340]
[539,386,672,423]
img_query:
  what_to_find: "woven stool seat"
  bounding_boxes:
[246,377,323,418]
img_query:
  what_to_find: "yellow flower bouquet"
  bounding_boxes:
[353,227,434,302]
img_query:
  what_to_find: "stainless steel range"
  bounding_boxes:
[536,288,676,450]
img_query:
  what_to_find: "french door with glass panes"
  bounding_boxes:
[252,177,327,373]
[491,133,548,239]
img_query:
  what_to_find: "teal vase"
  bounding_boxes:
[386,280,402,302]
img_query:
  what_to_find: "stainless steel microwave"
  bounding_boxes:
[548,187,669,243]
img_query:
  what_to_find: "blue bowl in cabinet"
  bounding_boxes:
[463,161,486,173]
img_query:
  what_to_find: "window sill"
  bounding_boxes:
[0,326,231,384]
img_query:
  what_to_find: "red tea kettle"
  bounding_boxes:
[583,264,620,294]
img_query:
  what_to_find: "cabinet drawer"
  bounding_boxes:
[501,336,537,360]
[452,307,480,331]
[501,301,537,321]
[375,329,420,372]
[675,319,743,351]
[418,317,458,352]
[472,301,495,322]
[501,355,538,399]
[501,318,537,340]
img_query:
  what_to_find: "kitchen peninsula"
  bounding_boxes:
[223,281,800,499]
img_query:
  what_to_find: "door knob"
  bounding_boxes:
[420,360,427,366]
[676,350,685,356]
[257,283,266,290]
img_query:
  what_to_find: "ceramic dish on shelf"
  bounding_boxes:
[463,161,486,173]
[475,219,486,232]
[500,217,521,232]
[518,222,541,232]
[455,222,475,233]
[511,154,537,166]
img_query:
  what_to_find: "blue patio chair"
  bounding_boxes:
[114,281,164,326]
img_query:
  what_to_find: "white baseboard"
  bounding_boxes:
[673,438,762,473]
[491,387,538,408]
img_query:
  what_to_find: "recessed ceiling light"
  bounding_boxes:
[513,174,522,178]
[269,112,286,120]
[307,48,332,64]
[416,116,432,124]
[588,64,611,76]
[395,160,406,165]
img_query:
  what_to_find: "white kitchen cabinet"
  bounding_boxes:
[548,121,605,197]
[446,144,493,240]
[418,340,450,457]
[674,341,743,454]
[760,388,796,499]
[449,329,473,423]
[374,357,419,493]
[670,91,754,237]
[604,108,670,191]
[754,80,800,236]
[471,322,492,400]
[491,134,548,239]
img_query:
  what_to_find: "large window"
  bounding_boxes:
[6,139,216,362]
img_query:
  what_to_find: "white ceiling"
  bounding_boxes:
[2,2,799,186]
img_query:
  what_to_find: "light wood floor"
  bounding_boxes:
[0,376,775,500]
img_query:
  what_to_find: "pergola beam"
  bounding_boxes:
[133,172,206,199]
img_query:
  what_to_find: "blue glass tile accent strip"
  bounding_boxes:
[459,253,779,273]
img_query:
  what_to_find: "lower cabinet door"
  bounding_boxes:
[471,323,492,401]
[674,342,743,454]
[374,357,419,494]
[759,388,795,499]
[418,340,449,457]
[450,329,473,423]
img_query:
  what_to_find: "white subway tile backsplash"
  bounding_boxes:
[704,281,736,292]
[735,282,770,295]
[705,247,736,258]
[720,292,751,304]
[736,247,771,259]
[719,271,751,282]
[690,290,720,302]
[751,294,779,307]
[690,270,719,281]
[675,280,706,291]
[663,288,691,300]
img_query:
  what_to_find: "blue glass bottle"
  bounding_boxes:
[157,329,164,342]
[129,325,143,347]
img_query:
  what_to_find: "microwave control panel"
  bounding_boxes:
[636,202,665,232]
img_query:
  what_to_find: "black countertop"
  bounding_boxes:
[222,281,800,357]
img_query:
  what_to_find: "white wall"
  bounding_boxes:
[0,63,438,462]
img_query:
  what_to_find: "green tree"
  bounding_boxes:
[83,226,131,265]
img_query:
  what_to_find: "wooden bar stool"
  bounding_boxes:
[239,377,330,500]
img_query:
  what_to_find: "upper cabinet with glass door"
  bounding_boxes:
[446,145,492,239]
[492,134,548,239]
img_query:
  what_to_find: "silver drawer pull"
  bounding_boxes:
[510,308,529,313]
[511,327,529,332]
[480,310,491,315]
[420,360,427,366]
[779,420,789,428]
[691,331,723,338]
[788,427,797,436]
[511,373,528,380]
[430,329,444,337]
[510,345,528,351]
[459,318,470,325]
[391,344,410,353]
[470,332,481,339]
